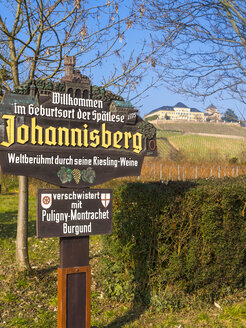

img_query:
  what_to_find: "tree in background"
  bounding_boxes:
[134,0,246,104]
[222,108,239,122]
[0,0,176,97]
[145,114,159,121]
[0,0,177,270]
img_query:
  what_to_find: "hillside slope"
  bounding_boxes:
[155,122,246,162]
[154,121,246,138]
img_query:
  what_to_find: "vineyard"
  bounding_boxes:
[141,158,246,181]
[139,123,246,181]
[157,135,246,162]
[155,120,246,137]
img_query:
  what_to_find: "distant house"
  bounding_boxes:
[144,102,205,121]
[205,104,222,122]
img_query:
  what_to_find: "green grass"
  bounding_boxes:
[0,194,59,327]
[0,193,246,327]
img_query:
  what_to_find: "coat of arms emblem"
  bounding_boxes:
[101,193,111,208]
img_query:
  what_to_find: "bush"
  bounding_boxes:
[100,177,246,306]
[229,157,238,164]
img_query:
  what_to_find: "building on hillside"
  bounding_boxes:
[205,104,222,122]
[144,102,205,121]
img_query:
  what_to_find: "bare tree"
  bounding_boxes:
[134,0,246,104]
[0,0,174,95]
[0,0,177,270]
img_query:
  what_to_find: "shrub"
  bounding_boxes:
[100,177,246,306]
[229,157,238,164]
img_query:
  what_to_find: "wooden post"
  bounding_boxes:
[58,237,91,328]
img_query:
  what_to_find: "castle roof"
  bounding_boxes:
[207,104,217,109]
[111,100,134,108]
[146,103,202,116]
[0,93,35,114]
[174,102,188,108]
[190,108,201,113]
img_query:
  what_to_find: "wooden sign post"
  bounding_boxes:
[37,188,113,327]
[0,57,157,327]
[58,237,91,328]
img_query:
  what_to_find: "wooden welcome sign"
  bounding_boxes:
[0,91,156,186]
[0,56,157,328]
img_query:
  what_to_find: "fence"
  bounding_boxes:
[140,159,246,182]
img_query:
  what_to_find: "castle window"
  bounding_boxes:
[75,89,81,98]
[83,89,89,99]
[68,88,73,97]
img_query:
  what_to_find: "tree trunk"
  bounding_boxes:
[16,175,30,271]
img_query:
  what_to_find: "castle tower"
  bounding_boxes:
[64,56,76,79]
[61,56,91,98]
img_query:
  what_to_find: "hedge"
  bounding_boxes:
[100,177,246,306]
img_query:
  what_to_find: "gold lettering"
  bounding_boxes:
[133,132,142,153]
[0,116,144,154]
[17,124,29,144]
[124,131,132,150]
[1,115,15,147]
[83,124,89,147]
[70,128,82,147]
[90,129,100,148]
[113,131,123,149]
[101,123,111,148]
[31,118,43,145]
[45,126,57,145]
[58,127,70,146]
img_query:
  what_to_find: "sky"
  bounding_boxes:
[88,29,245,120]
[0,1,245,121]
[136,87,245,120]
[79,2,246,121]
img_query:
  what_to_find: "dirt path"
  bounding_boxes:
[185,132,245,140]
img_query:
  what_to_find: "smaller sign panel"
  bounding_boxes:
[37,188,113,238]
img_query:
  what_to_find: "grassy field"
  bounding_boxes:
[0,191,246,327]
